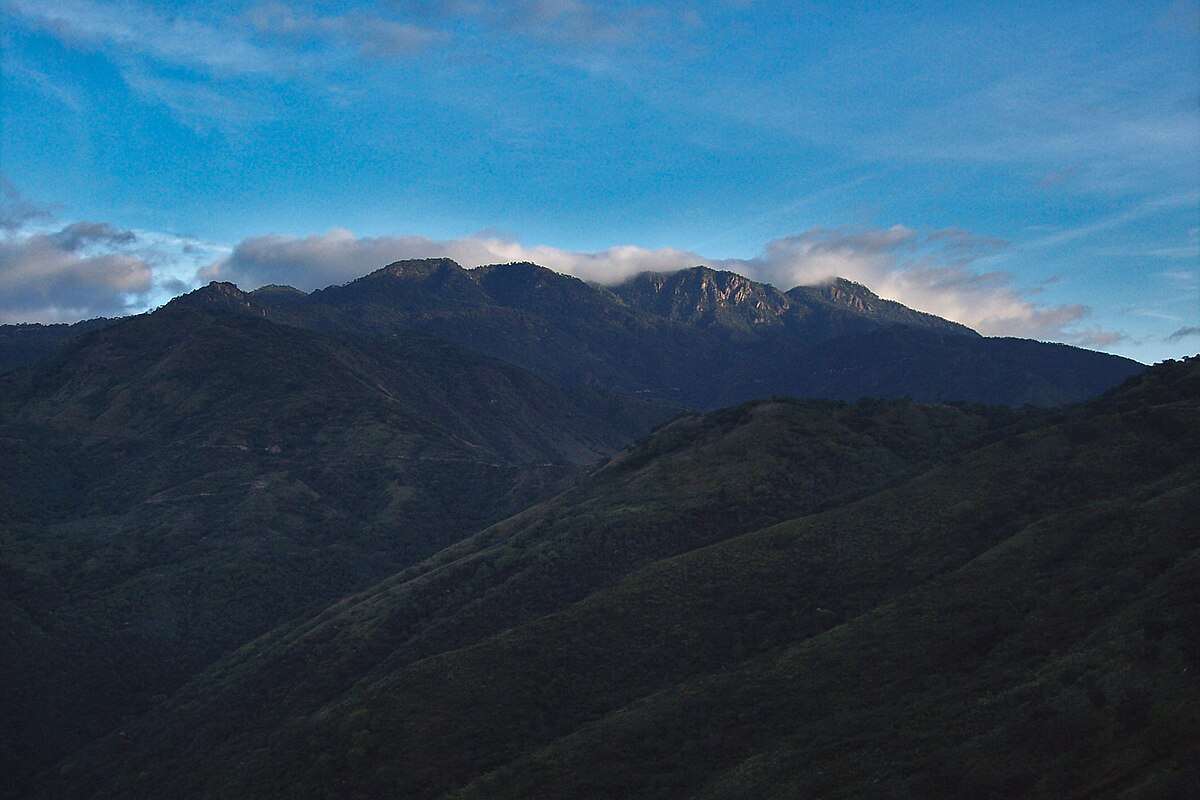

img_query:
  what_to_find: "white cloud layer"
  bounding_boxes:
[0,227,153,323]
[201,225,1116,345]
[0,182,227,323]
[0,180,1120,345]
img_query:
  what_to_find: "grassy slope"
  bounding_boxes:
[0,306,671,792]
[458,449,1197,799]
[46,360,1198,800]
[448,361,1200,800]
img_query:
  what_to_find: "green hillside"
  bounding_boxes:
[40,358,1199,800]
[0,305,671,792]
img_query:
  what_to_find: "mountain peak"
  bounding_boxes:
[373,257,464,279]
[679,264,762,292]
[473,261,576,284]
[164,281,254,313]
[196,280,245,296]
[249,284,305,296]
[612,266,791,332]
[816,277,882,313]
[785,277,978,338]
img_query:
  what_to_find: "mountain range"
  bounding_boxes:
[3,260,1143,407]
[1,260,1192,799]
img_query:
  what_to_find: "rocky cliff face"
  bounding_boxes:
[169,281,261,313]
[819,277,879,313]
[611,266,793,333]
[611,267,978,340]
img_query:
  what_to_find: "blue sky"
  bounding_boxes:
[1,0,1197,363]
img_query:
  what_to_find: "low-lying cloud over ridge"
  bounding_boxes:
[1,178,1121,346]
[200,225,1112,344]
[0,181,224,323]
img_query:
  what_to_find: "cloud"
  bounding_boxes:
[926,227,1009,253]
[6,0,680,136]
[0,228,154,323]
[492,0,653,46]
[1034,166,1080,189]
[5,0,447,130]
[247,4,449,59]
[2,57,85,112]
[0,177,57,234]
[0,183,228,323]
[199,228,703,288]
[1166,326,1200,342]
[202,223,1117,346]
[403,0,657,46]
[119,65,281,133]
[50,221,138,251]
[1020,192,1200,251]
[8,0,287,78]
[1066,326,1125,349]
[721,226,1109,342]
[0,176,1123,348]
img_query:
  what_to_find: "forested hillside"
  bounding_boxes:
[0,303,671,793]
[33,358,1199,800]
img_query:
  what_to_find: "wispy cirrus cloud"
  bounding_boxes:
[246,4,450,59]
[7,0,289,77]
[6,0,682,131]
[399,0,663,47]
[481,0,661,46]
[3,0,453,129]
[6,0,652,86]
[680,6,1199,202]
[1165,326,1200,343]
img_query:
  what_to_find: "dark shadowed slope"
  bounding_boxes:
[765,326,1144,407]
[0,303,672,793]
[43,359,1199,800]
[0,317,115,372]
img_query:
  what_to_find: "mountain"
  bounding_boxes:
[611,268,974,339]
[0,261,1141,408]
[153,260,1143,408]
[0,317,115,372]
[0,259,1172,798]
[0,303,672,792]
[39,357,1199,800]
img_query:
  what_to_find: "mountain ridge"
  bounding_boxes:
[1,259,1142,410]
[158,259,1143,408]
